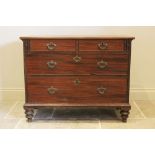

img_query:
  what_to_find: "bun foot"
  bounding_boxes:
[24,108,34,122]
[120,108,130,122]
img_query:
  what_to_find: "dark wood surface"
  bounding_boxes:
[27,76,128,104]
[79,39,125,51]
[26,53,129,75]
[21,36,134,122]
[30,39,76,51]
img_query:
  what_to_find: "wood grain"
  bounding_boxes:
[27,76,128,104]
[26,53,129,75]
[30,39,76,52]
[79,39,125,51]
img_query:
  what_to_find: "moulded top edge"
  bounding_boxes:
[20,35,135,40]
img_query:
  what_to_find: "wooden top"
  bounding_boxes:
[20,35,135,40]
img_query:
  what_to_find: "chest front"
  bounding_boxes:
[21,36,134,122]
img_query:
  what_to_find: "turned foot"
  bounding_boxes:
[120,108,130,122]
[24,108,34,122]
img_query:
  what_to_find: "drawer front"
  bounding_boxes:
[79,40,125,52]
[25,54,128,75]
[30,39,76,52]
[27,76,128,104]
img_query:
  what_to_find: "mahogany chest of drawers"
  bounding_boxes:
[20,36,134,122]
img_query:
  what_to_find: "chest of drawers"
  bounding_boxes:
[20,36,134,122]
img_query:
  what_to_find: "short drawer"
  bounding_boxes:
[27,76,128,104]
[25,54,128,75]
[30,39,76,52]
[79,40,125,52]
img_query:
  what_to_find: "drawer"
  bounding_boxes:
[30,39,76,52]
[79,40,125,52]
[27,76,128,104]
[25,54,128,75]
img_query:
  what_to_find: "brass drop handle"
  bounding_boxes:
[97,60,108,69]
[47,60,57,69]
[47,86,58,95]
[98,42,108,50]
[46,42,56,50]
[97,87,106,95]
[73,55,81,63]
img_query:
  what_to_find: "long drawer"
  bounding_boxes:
[27,76,128,104]
[25,54,128,75]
